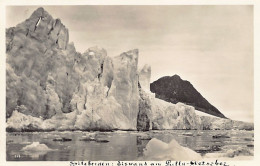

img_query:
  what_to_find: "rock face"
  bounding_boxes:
[6,7,139,131]
[150,75,226,118]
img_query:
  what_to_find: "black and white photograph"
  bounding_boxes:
[2,4,257,163]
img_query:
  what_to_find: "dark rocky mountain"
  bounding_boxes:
[150,75,226,118]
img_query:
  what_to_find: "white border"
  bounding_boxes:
[0,0,257,5]
[0,0,259,166]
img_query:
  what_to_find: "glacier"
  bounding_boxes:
[6,7,253,132]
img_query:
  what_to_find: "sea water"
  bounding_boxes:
[6,130,254,161]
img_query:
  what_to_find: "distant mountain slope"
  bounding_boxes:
[150,75,226,118]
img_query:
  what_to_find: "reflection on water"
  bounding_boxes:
[6,130,254,161]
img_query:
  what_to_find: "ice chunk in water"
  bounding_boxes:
[143,138,202,160]
[22,142,53,152]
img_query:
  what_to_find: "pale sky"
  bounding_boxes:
[6,6,253,122]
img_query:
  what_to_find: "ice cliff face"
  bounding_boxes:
[6,7,74,119]
[137,82,152,131]
[200,116,254,130]
[151,99,202,130]
[6,8,139,131]
[6,7,253,131]
[138,64,151,92]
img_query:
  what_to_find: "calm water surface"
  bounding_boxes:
[6,130,254,161]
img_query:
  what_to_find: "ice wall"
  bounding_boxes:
[6,7,139,130]
[6,7,253,131]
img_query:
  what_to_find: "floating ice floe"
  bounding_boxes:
[113,130,129,134]
[204,147,254,160]
[20,142,56,159]
[22,142,54,152]
[143,138,202,160]
[143,138,254,161]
